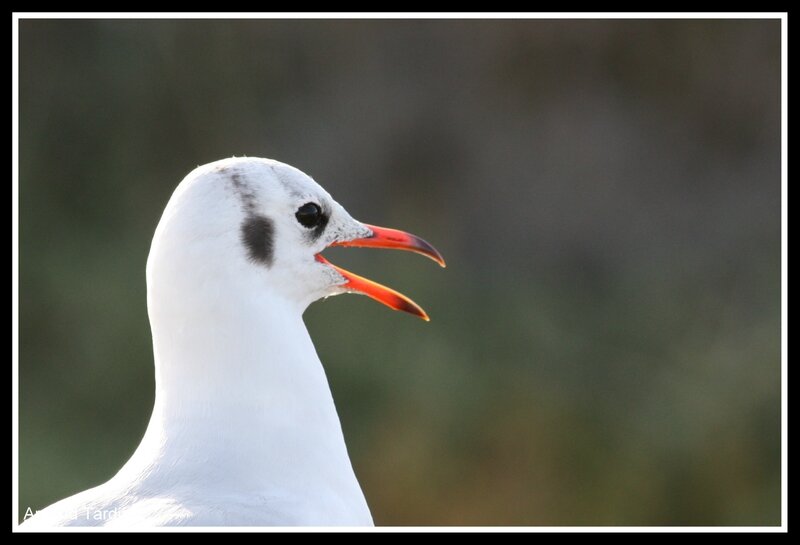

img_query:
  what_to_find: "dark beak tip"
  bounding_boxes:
[416,239,446,268]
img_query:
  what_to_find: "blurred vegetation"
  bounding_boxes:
[18,19,781,525]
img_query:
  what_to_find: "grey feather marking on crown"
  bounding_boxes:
[228,170,258,214]
[270,164,306,200]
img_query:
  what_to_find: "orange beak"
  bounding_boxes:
[316,224,445,321]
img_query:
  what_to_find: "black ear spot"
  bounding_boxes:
[241,215,275,267]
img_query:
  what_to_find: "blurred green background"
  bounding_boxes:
[18,19,781,525]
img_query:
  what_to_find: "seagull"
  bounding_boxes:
[20,157,445,527]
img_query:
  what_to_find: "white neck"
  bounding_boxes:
[114,263,371,523]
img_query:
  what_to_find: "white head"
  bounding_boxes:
[147,157,443,317]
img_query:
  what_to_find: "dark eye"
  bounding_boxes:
[295,202,323,228]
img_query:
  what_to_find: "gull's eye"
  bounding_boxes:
[295,202,323,228]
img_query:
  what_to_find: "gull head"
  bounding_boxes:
[147,157,445,322]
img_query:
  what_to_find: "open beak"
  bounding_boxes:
[316,224,445,321]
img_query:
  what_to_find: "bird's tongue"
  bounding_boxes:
[316,224,445,321]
